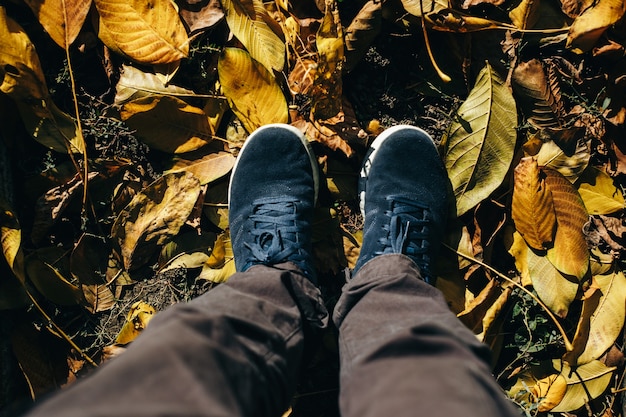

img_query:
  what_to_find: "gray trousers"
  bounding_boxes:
[25,254,519,417]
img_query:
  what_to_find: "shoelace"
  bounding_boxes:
[379,196,432,274]
[244,196,309,270]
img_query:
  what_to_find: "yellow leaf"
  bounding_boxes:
[114,64,197,106]
[120,95,213,153]
[531,374,567,412]
[0,7,83,154]
[512,157,556,250]
[401,0,447,16]
[566,0,626,53]
[199,231,236,283]
[509,0,540,29]
[536,139,591,183]
[544,168,590,278]
[221,0,285,72]
[311,0,344,120]
[577,166,625,215]
[0,201,25,283]
[94,0,189,64]
[577,271,626,364]
[115,301,155,345]
[23,0,91,48]
[165,150,236,185]
[551,359,615,412]
[111,172,202,271]
[217,47,288,133]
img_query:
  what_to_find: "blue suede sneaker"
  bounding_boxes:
[228,124,319,281]
[352,125,449,283]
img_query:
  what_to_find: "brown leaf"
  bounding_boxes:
[343,1,382,72]
[111,172,202,271]
[512,59,564,128]
[165,148,236,186]
[512,157,557,250]
[544,168,590,278]
[25,247,83,306]
[566,0,626,54]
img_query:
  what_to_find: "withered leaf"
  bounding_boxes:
[115,301,155,345]
[343,1,381,72]
[120,95,214,153]
[512,157,556,250]
[566,0,626,54]
[94,0,189,64]
[23,0,91,48]
[544,168,590,279]
[111,172,202,271]
[71,233,115,313]
[577,166,625,215]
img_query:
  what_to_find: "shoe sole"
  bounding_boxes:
[228,123,320,207]
[359,125,436,216]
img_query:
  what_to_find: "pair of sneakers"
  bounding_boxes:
[228,124,448,284]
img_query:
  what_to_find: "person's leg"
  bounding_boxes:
[333,126,519,417]
[25,124,328,417]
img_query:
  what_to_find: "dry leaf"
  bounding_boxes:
[179,0,224,34]
[120,95,214,153]
[199,231,236,283]
[310,0,344,120]
[343,0,382,72]
[221,0,285,72]
[443,62,518,217]
[509,0,540,29]
[111,172,202,271]
[115,301,155,345]
[551,359,615,412]
[544,168,590,279]
[165,149,236,185]
[94,0,189,64]
[25,247,83,306]
[218,47,288,133]
[0,200,25,283]
[71,233,115,313]
[532,374,568,412]
[512,157,556,250]
[566,0,626,54]
[0,6,84,154]
[402,0,447,17]
[23,0,91,48]
[536,138,591,183]
[577,166,625,215]
[114,64,197,106]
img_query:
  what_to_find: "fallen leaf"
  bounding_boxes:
[443,62,518,217]
[94,0,189,64]
[71,233,115,313]
[544,168,590,279]
[0,7,83,154]
[512,157,556,250]
[120,95,214,153]
[25,247,83,306]
[310,0,344,119]
[115,301,155,345]
[577,166,625,215]
[536,138,591,183]
[343,0,382,72]
[532,374,568,412]
[165,149,236,185]
[509,0,540,29]
[551,359,615,412]
[198,231,236,283]
[220,0,285,72]
[218,47,288,133]
[114,64,197,106]
[401,0,447,17]
[111,172,202,271]
[566,0,626,54]
[23,0,91,48]
[178,0,224,34]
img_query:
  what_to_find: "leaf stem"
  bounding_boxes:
[443,243,574,351]
[419,0,451,83]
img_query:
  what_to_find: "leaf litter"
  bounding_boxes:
[2,0,626,415]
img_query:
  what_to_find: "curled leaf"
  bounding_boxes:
[551,359,615,412]
[115,301,155,345]
[566,0,626,54]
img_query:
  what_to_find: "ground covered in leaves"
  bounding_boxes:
[2,0,626,416]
